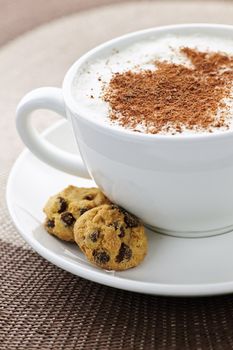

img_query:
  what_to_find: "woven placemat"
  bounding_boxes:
[1,171,233,350]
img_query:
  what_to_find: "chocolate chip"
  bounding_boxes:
[89,230,100,242]
[80,208,88,216]
[84,194,94,200]
[115,243,132,263]
[123,211,139,228]
[93,250,110,265]
[111,204,139,227]
[57,197,67,213]
[61,212,76,226]
[118,226,125,238]
[46,219,55,228]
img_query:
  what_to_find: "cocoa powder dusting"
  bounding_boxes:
[103,48,233,134]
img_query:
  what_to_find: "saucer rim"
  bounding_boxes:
[6,120,233,297]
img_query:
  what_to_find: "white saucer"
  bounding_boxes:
[7,120,233,296]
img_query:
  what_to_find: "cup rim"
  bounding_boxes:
[63,23,233,142]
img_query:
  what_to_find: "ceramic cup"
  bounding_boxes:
[16,24,233,238]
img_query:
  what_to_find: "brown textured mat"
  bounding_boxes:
[2,238,233,350]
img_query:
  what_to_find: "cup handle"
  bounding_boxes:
[16,87,90,178]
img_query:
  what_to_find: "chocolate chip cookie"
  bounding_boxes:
[43,186,110,241]
[74,204,147,270]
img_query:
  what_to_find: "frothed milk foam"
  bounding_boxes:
[72,34,233,135]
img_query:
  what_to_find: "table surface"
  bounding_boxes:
[1,1,233,349]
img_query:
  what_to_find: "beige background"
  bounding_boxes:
[0,0,125,46]
[1,0,233,171]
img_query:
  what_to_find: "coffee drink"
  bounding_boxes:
[72,34,233,135]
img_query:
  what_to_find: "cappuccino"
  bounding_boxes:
[72,34,233,135]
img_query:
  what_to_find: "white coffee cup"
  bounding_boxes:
[16,24,233,238]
